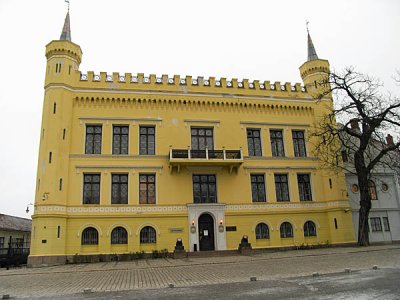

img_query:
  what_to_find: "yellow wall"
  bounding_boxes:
[29,39,355,264]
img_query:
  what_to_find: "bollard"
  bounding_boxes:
[344,268,351,273]
[2,295,10,300]
[168,284,174,288]
[250,276,257,281]
[83,288,92,293]
[372,265,378,270]
[312,272,319,277]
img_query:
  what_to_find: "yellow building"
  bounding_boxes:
[28,12,355,265]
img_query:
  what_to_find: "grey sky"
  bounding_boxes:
[0,0,398,218]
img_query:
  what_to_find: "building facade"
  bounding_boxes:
[28,12,355,265]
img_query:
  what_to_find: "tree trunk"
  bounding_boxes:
[355,150,371,246]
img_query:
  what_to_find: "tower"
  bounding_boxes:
[299,29,330,98]
[30,9,82,263]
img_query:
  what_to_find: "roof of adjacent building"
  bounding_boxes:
[0,214,32,232]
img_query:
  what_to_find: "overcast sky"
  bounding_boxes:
[0,0,398,219]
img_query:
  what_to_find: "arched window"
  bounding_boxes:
[368,180,378,200]
[304,221,317,237]
[280,222,293,238]
[255,223,270,239]
[111,227,128,244]
[140,226,156,244]
[81,227,98,245]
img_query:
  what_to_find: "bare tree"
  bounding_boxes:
[312,67,400,246]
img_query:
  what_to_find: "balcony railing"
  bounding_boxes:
[170,148,242,160]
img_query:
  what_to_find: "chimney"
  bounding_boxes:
[386,134,394,146]
[350,119,359,130]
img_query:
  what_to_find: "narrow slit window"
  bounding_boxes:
[329,178,332,189]
[53,102,56,114]
[57,226,60,238]
[49,152,52,163]
[68,65,71,75]
[63,129,66,140]
[334,218,338,229]
[59,178,62,191]
[42,128,45,138]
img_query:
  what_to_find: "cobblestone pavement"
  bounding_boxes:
[1,245,400,299]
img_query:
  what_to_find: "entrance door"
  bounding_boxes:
[198,213,215,251]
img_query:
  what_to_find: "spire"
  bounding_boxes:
[307,26,318,61]
[60,10,71,41]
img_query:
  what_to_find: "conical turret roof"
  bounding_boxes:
[60,11,71,41]
[307,32,318,61]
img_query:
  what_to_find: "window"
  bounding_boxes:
[193,174,217,203]
[0,237,4,249]
[111,174,128,204]
[113,125,129,155]
[368,180,378,200]
[81,227,98,245]
[383,217,390,231]
[341,150,348,162]
[251,174,266,202]
[247,128,262,156]
[370,217,382,232]
[83,174,101,204]
[292,130,306,157]
[280,222,293,238]
[140,226,156,243]
[334,218,338,229]
[351,184,359,193]
[53,102,57,114]
[270,130,285,157]
[298,174,312,201]
[57,225,60,238]
[304,221,317,237]
[255,223,269,239]
[63,129,66,140]
[191,127,213,158]
[139,126,155,155]
[85,125,102,154]
[139,174,156,204]
[59,178,62,191]
[275,174,290,202]
[111,227,128,244]
[49,152,52,163]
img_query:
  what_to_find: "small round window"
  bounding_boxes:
[351,184,359,193]
[382,183,389,192]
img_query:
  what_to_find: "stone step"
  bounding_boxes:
[187,250,240,258]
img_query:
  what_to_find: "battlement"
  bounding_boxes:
[46,40,83,64]
[78,71,308,96]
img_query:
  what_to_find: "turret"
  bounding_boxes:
[299,29,330,99]
[44,11,82,87]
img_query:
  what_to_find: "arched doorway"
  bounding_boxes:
[198,213,215,251]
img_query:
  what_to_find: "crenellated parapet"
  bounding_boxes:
[46,40,82,65]
[75,71,313,99]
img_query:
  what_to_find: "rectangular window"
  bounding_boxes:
[298,174,312,201]
[292,130,307,157]
[111,174,128,204]
[113,125,129,155]
[193,174,217,203]
[370,217,382,232]
[139,174,156,204]
[49,152,52,163]
[251,174,266,202]
[85,125,102,154]
[191,127,214,158]
[57,226,60,238]
[59,178,62,191]
[247,128,262,156]
[341,150,348,162]
[83,173,101,204]
[275,174,290,202]
[270,130,285,157]
[139,126,155,155]
[383,217,390,232]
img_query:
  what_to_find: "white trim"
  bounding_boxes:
[77,224,103,237]
[107,223,132,237]
[136,222,161,236]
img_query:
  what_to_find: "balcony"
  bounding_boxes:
[169,148,243,173]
